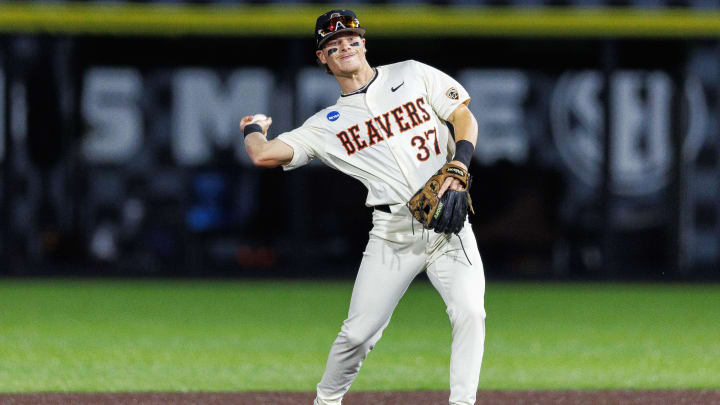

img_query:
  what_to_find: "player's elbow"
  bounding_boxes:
[246,139,292,168]
[450,105,478,143]
[251,153,279,168]
[454,105,475,126]
[246,145,275,168]
[253,159,280,168]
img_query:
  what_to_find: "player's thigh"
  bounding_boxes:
[426,227,485,317]
[346,236,425,325]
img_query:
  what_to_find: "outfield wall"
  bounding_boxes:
[1,4,719,279]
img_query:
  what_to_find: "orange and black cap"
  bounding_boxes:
[315,9,366,49]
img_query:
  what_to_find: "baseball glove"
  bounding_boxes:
[407,163,474,234]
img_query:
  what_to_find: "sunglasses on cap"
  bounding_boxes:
[317,15,361,39]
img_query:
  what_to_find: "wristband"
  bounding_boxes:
[243,123,263,137]
[454,140,474,168]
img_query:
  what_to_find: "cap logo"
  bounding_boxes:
[327,111,340,121]
[318,13,361,38]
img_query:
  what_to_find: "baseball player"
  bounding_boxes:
[240,9,485,405]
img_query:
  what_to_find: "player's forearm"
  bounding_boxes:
[448,104,478,169]
[244,133,294,168]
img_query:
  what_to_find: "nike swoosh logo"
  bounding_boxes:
[391,82,404,92]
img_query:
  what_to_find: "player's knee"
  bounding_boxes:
[340,330,374,349]
[338,325,383,350]
[448,301,486,325]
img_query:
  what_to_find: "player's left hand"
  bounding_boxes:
[437,160,467,199]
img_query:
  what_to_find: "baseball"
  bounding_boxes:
[251,114,268,123]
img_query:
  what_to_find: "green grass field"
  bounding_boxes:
[1,279,719,392]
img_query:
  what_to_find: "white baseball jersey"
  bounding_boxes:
[277,60,470,207]
[284,61,485,405]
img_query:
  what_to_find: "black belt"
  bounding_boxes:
[375,204,391,213]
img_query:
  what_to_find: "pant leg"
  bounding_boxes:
[425,225,486,405]
[315,236,425,405]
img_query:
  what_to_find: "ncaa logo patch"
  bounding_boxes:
[327,111,340,121]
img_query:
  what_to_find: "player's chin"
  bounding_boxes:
[335,59,361,73]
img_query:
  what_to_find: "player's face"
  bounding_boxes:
[316,33,367,76]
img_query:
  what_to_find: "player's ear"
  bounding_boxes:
[316,49,327,64]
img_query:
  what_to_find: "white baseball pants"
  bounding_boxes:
[314,207,486,405]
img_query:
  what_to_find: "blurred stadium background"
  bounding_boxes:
[0,0,719,281]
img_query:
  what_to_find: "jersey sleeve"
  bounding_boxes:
[415,60,471,121]
[276,124,317,171]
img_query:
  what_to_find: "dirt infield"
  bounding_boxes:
[2,390,720,404]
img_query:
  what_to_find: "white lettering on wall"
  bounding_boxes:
[610,71,672,196]
[682,75,710,163]
[551,71,604,188]
[552,70,673,196]
[81,68,143,164]
[172,69,273,166]
[459,70,529,165]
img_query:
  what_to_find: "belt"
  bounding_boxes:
[375,204,391,213]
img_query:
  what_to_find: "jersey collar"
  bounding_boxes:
[340,68,378,97]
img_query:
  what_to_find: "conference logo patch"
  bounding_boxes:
[446,87,459,100]
[327,111,340,121]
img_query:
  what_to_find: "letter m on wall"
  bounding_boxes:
[172,69,273,166]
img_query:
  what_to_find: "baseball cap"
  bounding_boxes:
[315,9,366,49]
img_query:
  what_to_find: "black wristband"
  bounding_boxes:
[454,140,474,168]
[243,123,263,137]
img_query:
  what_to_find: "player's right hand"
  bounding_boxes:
[437,160,468,198]
[239,114,273,135]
